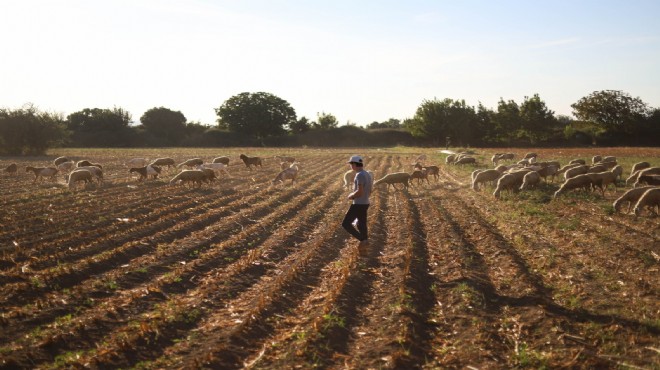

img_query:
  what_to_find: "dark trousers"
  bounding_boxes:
[342,204,369,241]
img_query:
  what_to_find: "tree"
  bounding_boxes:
[493,98,523,145]
[314,112,339,130]
[215,92,295,139]
[0,104,66,155]
[140,107,187,146]
[405,98,478,146]
[571,90,650,134]
[519,94,558,144]
[366,118,401,129]
[66,107,133,147]
[289,116,312,134]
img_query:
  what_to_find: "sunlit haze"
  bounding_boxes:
[2,0,659,126]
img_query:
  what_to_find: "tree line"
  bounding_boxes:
[1,90,658,155]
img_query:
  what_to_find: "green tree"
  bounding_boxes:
[290,116,312,134]
[314,112,339,130]
[571,90,650,134]
[215,92,295,139]
[0,104,66,155]
[519,94,558,144]
[140,107,187,146]
[493,98,523,145]
[406,98,478,146]
[66,107,133,147]
[366,118,401,129]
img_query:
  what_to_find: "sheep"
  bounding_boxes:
[564,165,589,180]
[491,153,503,166]
[129,165,162,181]
[445,154,457,165]
[272,164,300,186]
[454,156,476,166]
[499,153,515,162]
[4,163,17,176]
[76,160,102,169]
[169,170,212,188]
[633,188,660,216]
[53,156,70,166]
[343,169,374,190]
[592,155,602,164]
[374,172,411,190]
[602,156,616,163]
[520,171,541,190]
[523,152,537,160]
[25,166,58,183]
[553,174,594,198]
[57,161,75,173]
[275,155,295,163]
[150,157,176,170]
[200,168,217,184]
[557,163,582,176]
[631,161,650,175]
[410,169,430,185]
[239,154,263,170]
[587,165,607,174]
[197,163,231,177]
[586,171,617,196]
[76,166,104,184]
[538,164,559,183]
[594,160,618,170]
[611,165,623,181]
[413,154,427,164]
[67,169,93,189]
[414,163,439,181]
[493,169,532,199]
[634,174,660,187]
[472,169,502,191]
[628,167,660,186]
[177,158,204,169]
[212,156,230,165]
[569,158,586,165]
[126,158,149,168]
[613,186,657,214]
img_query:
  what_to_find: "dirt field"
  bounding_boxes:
[0,147,658,369]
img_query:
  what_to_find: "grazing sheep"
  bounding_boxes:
[374,172,411,190]
[587,165,607,174]
[569,158,586,165]
[272,163,300,186]
[594,160,618,170]
[523,152,537,160]
[634,174,660,187]
[275,155,295,163]
[67,169,93,189]
[520,171,541,190]
[472,169,502,191]
[454,156,476,166]
[57,161,75,173]
[628,167,660,186]
[633,188,660,216]
[445,154,457,165]
[200,168,217,183]
[499,153,515,162]
[410,169,430,185]
[25,166,58,183]
[414,163,440,181]
[564,165,589,180]
[169,170,212,188]
[177,158,204,169]
[592,155,602,164]
[197,163,230,177]
[126,158,149,168]
[239,154,263,170]
[631,161,650,175]
[534,164,559,183]
[553,174,594,198]
[4,163,17,175]
[76,166,104,184]
[150,157,176,170]
[602,156,616,163]
[611,165,623,181]
[413,154,427,164]
[493,169,532,199]
[586,171,617,196]
[212,156,230,165]
[613,186,657,214]
[129,165,162,181]
[53,156,70,166]
[557,163,581,176]
[76,160,102,169]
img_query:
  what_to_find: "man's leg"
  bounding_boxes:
[342,205,362,241]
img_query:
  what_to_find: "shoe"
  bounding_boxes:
[358,239,369,256]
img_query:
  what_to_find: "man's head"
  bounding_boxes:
[347,155,364,168]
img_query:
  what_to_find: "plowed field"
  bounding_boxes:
[0,147,658,369]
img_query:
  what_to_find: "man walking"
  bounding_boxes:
[341,155,372,256]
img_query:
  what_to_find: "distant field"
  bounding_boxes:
[0,147,658,369]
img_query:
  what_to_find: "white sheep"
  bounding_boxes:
[564,165,589,180]
[76,160,102,169]
[53,156,70,166]
[493,169,532,199]
[445,154,457,165]
[602,156,616,163]
[523,152,537,160]
[553,174,593,198]
[587,165,607,174]
[25,166,58,183]
[611,165,623,181]
[613,186,657,214]
[177,158,204,169]
[557,163,581,176]
[592,155,602,164]
[57,161,75,173]
[594,161,618,170]
[344,169,374,190]
[499,153,515,162]
[633,188,660,216]
[126,158,149,168]
[569,158,586,165]
[472,169,502,191]
[630,161,650,175]
[212,156,230,165]
[454,156,476,166]
[520,171,541,190]
[275,155,296,163]
[491,153,502,166]
[628,167,660,186]
[169,170,212,188]
[76,166,104,184]
[67,169,93,189]
[197,163,230,177]
[634,174,660,187]
[374,172,411,190]
[150,157,176,170]
[272,163,300,186]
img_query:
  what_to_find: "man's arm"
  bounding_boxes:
[348,183,364,200]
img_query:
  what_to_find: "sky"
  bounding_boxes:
[2,0,660,127]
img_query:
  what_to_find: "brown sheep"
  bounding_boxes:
[613,186,657,214]
[4,163,17,175]
[239,154,264,170]
[25,166,58,183]
[212,156,230,165]
[633,188,660,216]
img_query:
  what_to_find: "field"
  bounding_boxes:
[0,147,658,369]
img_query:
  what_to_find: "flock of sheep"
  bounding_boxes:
[2,154,302,190]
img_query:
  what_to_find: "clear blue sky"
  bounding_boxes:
[2,0,659,126]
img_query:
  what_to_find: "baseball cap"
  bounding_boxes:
[347,155,363,164]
